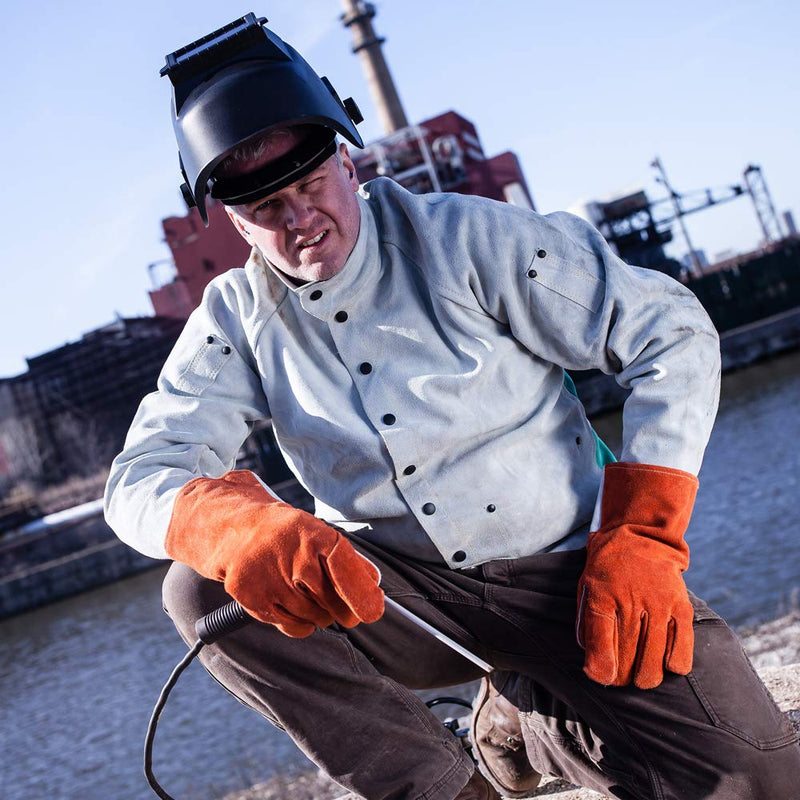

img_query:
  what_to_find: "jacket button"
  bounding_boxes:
[486,504,496,513]
[453,550,467,562]
[382,413,396,425]
[222,346,231,355]
[576,436,582,445]
[537,249,547,258]
[527,268,538,279]
[403,465,416,475]
[359,362,373,374]
[206,335,214,343]
[422,502,436,515]
[335,310,349,322]
[309,289,323,301]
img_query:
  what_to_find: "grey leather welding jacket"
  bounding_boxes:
[104,178,721,566]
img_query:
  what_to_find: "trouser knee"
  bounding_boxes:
[162,561,227,645]
[710,738,800,799]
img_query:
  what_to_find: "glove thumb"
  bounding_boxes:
[324,541,385,626]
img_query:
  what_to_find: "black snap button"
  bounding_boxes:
[453,550,467,562]
[382,413,396,426]
[422,502,436,515]
[527,268,538,279]
[222,346,231,355]
[403,465,417,476]
[335,310,348,322]
[486,504,496,513]
[309,289,323,301]
[576,436,582,445]
[537,249,547,258]
[359,362,373,375]
[206,335,214,344]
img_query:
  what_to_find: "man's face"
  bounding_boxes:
[225,132,361,283]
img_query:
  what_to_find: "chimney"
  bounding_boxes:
[340,0,409,134]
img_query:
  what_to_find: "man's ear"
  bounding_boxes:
[339,143,359,190]
[225,207,251,242]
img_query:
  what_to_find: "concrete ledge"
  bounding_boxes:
[0,538,161,618]
[719,306,800,372]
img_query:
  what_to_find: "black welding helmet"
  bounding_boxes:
[161,13,364,224]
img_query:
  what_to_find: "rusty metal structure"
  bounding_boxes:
[744,164,785,245]
[350,109,534,208]
[569,161,791,281]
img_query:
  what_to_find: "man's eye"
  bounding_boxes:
[255,199,276,212]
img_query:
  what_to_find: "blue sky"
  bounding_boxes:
[1,0,797,377]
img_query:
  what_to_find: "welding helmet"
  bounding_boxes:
[161,13,364,224]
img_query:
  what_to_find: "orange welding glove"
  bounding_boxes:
[576,462,698,689]
[165,470,385,637]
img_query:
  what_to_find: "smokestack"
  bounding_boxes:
[340,0,409,134]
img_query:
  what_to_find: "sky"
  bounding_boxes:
[1,0,797,378]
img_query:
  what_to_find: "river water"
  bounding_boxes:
[2,350,800,800]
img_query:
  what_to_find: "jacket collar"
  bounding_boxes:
[294,194,382,319]
[244,193,382,321]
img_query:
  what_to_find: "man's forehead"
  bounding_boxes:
[222,127,309,179]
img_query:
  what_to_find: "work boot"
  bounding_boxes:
[470,673,542,798]
[453,769,502,799]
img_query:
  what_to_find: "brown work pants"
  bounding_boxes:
[163,538,800,800]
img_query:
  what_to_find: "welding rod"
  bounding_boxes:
[383,596,492,673]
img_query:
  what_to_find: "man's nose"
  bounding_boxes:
[284,197,313,229]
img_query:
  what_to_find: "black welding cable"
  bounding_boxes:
[143,601,252,799]
[144,639,205,800]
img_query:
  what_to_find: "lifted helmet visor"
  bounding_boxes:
[161,14,363,225]
[210,127,337,206]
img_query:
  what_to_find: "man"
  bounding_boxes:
[105,15,799,800]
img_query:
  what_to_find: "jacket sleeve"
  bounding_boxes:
[467,205,721,475]
[104,276,271,559]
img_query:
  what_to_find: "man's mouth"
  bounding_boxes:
[298,230,328,249]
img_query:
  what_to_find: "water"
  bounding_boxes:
[0,566,299,800]
[2,350,800,800]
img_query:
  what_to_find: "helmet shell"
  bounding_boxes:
[163,16,364,223]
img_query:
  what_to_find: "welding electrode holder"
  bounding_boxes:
[194,599,253,643]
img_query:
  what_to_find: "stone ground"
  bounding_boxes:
[221,613,800,800]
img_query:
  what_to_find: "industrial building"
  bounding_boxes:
[0,318,184,487]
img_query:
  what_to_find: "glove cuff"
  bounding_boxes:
[165,470,280,580]
[596,462,698,550]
